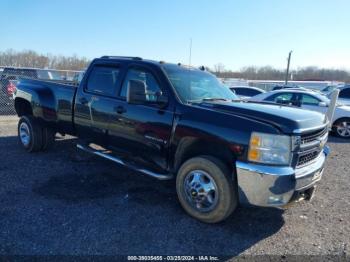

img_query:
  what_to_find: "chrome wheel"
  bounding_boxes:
[183,170,218,212]
[19,122,31,146]
[336,121,350,138]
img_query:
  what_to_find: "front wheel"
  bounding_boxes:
[176,156,237,223]
[332,118,350,138]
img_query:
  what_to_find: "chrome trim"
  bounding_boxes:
[295,152,325,176]
[183,170,219,212]
[77,144,173,180]
[236,148,327,207]
[19,122,31,146]
[293,123,328,134]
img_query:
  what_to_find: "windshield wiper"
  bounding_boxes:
[187,98,240,104]
[202,98,229,102]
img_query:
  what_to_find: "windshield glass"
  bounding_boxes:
[163,65,238,103]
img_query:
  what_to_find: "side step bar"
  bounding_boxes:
[77,144,173,180]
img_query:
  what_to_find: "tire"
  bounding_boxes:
[42,127,55,150]
[176,156,237,223]
[332,118,350,138]
[18,116,43,152]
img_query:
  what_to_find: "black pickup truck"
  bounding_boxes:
[14,56,330,223]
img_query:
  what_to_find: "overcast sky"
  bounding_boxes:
[1,0,349,70]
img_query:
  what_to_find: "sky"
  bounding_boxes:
[0,0,349,71]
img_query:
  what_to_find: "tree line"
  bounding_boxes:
[0,49,349,82]
[212,64,350,82]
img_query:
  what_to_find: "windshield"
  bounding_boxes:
[163,65,238,103]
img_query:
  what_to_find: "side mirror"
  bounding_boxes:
[319,101,328,107]
[127,80,147,104]
[127,80,169,107]
[156,91,168,105]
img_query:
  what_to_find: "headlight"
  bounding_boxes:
[248,132,292,165]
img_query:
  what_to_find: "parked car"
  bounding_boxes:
[336,85,350,106]
[6,79,18,97]
[229,86,265,99]
[272,85,310,91]
[14,56,330,223]
[250,89,350,138]
[321,85,338,95]
[0,68,39,103]
[72,71,85,83]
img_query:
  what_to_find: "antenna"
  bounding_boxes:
[189,38,192,66]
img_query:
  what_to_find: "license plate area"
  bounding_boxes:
[312,168,323,181]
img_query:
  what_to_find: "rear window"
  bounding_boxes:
[86,66,120,96]
[233,88,261,96]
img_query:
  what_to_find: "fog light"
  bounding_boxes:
[268,195,284,204]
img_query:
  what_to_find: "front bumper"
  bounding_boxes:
[236,146,329,207]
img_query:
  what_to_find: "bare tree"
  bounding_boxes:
[213,63,226,77]
[0,49,89,70]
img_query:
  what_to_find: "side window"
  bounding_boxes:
[235,88,247,96]
[120,68,161,102]
[86,66,120,96]
[301,94,320,105]
[339,88,350,99]
[244,89,260,96]
[266,93,293,103]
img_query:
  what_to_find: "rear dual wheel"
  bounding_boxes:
[18,116,55,152]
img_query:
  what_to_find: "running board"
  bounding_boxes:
[76,144,173,180]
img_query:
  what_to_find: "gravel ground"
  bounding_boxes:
[0,118,349,259]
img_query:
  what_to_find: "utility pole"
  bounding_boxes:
[189,38,192,66]
[285,50,292,85]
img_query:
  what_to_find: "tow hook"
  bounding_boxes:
[297,186,316,202]
[283,186,317,208]
[324,145,330,157]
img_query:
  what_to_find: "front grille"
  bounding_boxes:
[296,126,328,167]
[301,127,328,145]
[297,150,320,166]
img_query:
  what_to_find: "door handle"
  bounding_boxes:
[79,97,89,105]
[115,106,126,114]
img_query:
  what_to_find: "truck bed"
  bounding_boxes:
[15,79,77,134]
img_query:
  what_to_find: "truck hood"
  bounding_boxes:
[198,101,328,134]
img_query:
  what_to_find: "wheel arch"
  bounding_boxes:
[333,116,350,125]
[15,98,33,117]
[172,137,236,176]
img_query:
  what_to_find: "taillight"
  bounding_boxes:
[6,82,16,95]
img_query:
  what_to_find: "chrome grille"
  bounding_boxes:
[297,150,320,166]
[297,126,328,167]
[301,127,328,145]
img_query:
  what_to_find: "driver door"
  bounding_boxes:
[108,66,174,171]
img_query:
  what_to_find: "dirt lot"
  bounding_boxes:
[0,118,349,259]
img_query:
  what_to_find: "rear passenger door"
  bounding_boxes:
[74,64,122,145]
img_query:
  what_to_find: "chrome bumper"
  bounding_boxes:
[236,146,329,207]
